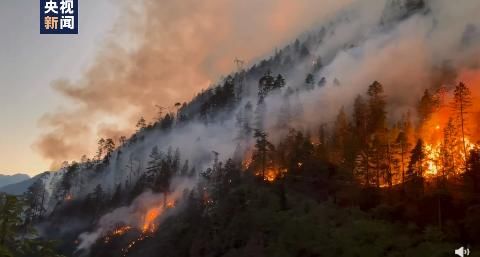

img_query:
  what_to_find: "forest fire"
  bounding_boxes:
[121,234,150,257]
[117,197,179,256]
[418,78,480,178]
[142,207,161,233]
[260,168,280,182]
[244,154,281,182]
[242,149,285,182]
[142,199,176,233]
[104,225,132,243]
[424,142,441,176]
[423,137,477,177]
[113,225,132,236]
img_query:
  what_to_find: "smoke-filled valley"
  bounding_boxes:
[2,0,480,256]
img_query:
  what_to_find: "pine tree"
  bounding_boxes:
[80,154,88,164]
[466,147,480,193]
[180,160,189,177]
[146,146,162,185]
[92,184,105,218]
[172,148,181,174]
[54,169,74,201]
[93,184,104,204]
[154,148,174,207]
[0,195,22,246]
[235,101,254,142]
[24,180,46,223]
[367,81,387,132]
[136,116,147,131]
[395,131,410,185]
[441,118,459,175]
[111,184,123,206]
[305,73,315,90]
[451,82,472,169]
[274,74,286,89]
[353,95,368,143]
[332,107,349,164]
[354,142,374,187]
[103,138,115,158]
[160,113,174,130]
[417,89,436,123]
[408,139,426,178]
[254,98,266,131]
[253,129,275,180]
[96,138,105,161]
[371,134,386,188]
[258,70,275,99]
[119,136,127,146]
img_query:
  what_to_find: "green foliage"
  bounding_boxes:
[127,179,454,257]
[0,194,64,257]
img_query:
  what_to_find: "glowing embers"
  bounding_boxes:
[113,225,132,236]
[104,225,132,243]
[253,167,287,182]
[121,234,150,257]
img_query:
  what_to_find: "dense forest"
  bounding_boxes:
[2,0,480,256]
[3,75,480,256]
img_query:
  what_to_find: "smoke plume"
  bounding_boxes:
[34,0,355,168]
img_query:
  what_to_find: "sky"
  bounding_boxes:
[0,0,360,177]
[0,0,120,175]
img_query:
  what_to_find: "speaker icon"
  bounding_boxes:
[455,246,470,257]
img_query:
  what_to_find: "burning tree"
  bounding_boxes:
[252,129,275,181]
[451,82,472,170]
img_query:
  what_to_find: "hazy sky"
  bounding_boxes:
[0,0,119,175]
[0,0,357,176]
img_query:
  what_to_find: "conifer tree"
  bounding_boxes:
[305,73,315,90]
[367,81,387,132]
[103,138,115,158]
[417,89,436,123]
[353,95,368,144]
[96,138,105,160]
[258,70,275,99]
[136,116,147,131]
[395,131,409,185]
[180,160,189,176]
[253,129,275,180]
[408,139,426,178]
[146,146,162,184]
[332,107,349,164]
[0,195,22,246]
[452,82,472,168]
[24,180,46,222]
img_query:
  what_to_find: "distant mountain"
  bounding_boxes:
[0,173,45,195]
[0,173,30,188]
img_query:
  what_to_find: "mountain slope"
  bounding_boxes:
[15,0,480,256]
[0,173,29,188]
[0,173,45,195]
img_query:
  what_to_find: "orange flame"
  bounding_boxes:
[419,81,479,177]
[142,207,162,233]
[141,199,176,233]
